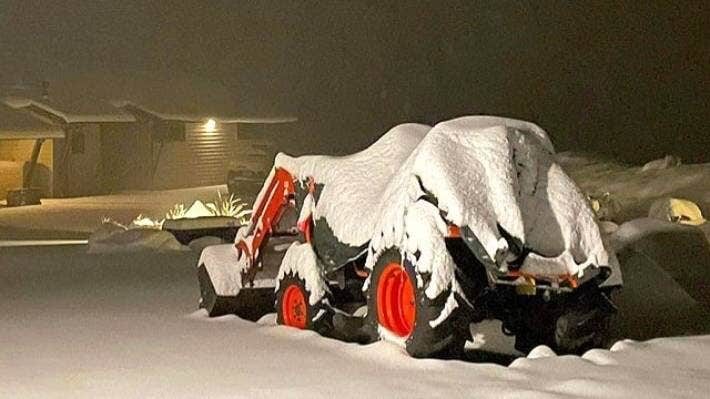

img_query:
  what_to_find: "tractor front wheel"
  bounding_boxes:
[276,273,333,334]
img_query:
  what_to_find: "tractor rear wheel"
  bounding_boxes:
[367,249,466,359]
[514,290,615,355]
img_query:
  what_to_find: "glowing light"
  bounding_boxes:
[203,118,217,133]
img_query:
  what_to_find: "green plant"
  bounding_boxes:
[165,203,187,220]
[206,191,252,223]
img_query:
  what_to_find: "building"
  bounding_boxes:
[0,103,63,200]
[0,76,295,200]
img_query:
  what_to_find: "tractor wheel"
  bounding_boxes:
[276,272,333,334]
[367,249,467,359]
[554,291,615,354]
[514,290,615,355]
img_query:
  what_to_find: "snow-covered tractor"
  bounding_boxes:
[197,116,621,358]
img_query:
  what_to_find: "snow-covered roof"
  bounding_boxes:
[3,96,136,124]
[0,103,64,139]
[2,72,296,125]
[113,101,297,124]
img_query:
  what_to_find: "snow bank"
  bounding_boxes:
[87,222,187,253]
[4,242,710,399]
[507,337,710,398]
[557,153,710,224]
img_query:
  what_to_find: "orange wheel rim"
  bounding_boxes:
[282,285,307,329]
[377,262,415,337]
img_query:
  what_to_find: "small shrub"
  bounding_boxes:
[206,191,252,223]
[164,191,252,223]
[165,203,187,220]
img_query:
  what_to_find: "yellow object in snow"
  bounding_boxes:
[651,198,707,226]
[515,276,537,296]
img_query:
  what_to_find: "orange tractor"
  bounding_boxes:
[197,116,620,358]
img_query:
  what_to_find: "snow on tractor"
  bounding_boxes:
[197,115,622,358]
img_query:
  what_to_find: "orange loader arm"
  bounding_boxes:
[235,167,297,282]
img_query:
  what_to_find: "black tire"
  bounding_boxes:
[367,249,467,359]
[276,272,333,335]
[514,290,615,355]
[554,291,615,354]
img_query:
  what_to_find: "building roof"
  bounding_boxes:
[2,73,296,125]
[112,101,297,124]
[0,103,64,139]
[3,96,136,124]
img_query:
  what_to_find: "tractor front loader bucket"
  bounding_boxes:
[197,264,275,321]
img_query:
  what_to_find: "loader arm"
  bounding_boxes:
[235,167,297,282]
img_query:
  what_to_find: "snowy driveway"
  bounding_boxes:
[2,245,710,398]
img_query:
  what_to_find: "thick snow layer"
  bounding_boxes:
[2,245,709,399]
[275,242,328,306]
[270,116,611,309]
[401,201,453,296]
[274,123,431,247]
[180,200,214,219]
[272,116,609,292]
[198,243,245,296]
[367,117,610,298]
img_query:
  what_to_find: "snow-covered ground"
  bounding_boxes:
[1,151,709,397]
[556,152,710,223]
[2,244,709,398]
[0,185,228,238]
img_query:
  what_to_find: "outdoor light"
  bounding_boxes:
[203,118,217,133]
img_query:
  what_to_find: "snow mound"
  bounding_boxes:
[526,345,557,359]
[642,154,682,171]
[188,236,224,253]
[612,217,706,251]
[182,200,214,219]
[87,222,187,253]
[558,153,710,224]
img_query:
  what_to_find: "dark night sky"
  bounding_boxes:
[0,1,707,163]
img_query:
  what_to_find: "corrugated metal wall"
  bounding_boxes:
[153,122,238,189]
[186,121,235,186]
[46,121,274,195]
